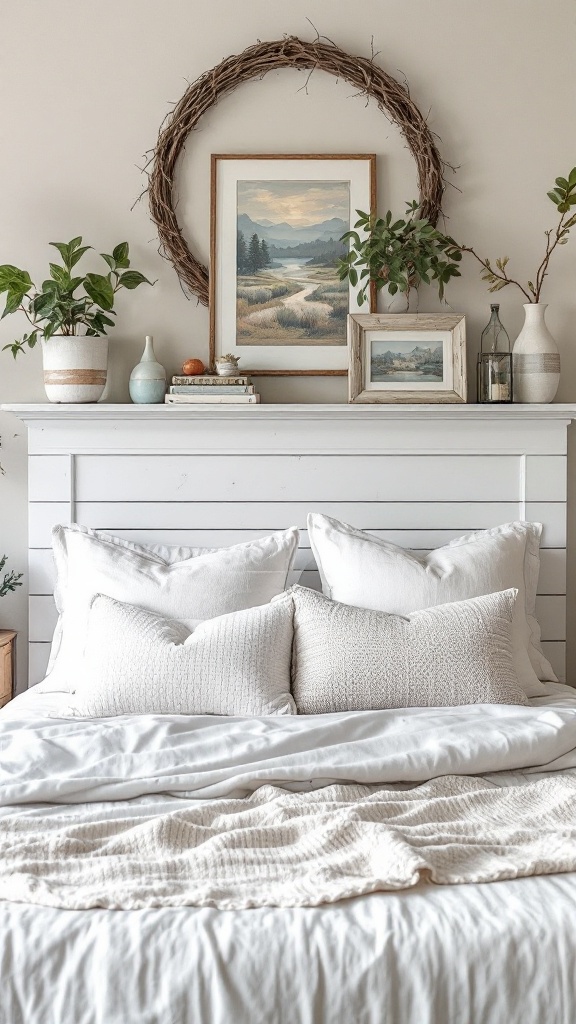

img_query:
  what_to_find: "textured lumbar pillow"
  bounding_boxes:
[289,585,527,714]
[307,513,554,697]
[41,523,299,692]
[71,593,295,717]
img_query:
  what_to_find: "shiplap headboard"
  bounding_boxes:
[4,403,575,688]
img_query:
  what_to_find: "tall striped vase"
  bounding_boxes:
[512,303,560,404]
[42,336,108,403]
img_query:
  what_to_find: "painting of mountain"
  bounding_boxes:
[371,341,444,383]
[236,179,351,346]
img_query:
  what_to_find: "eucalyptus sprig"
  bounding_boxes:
[338,201,462,308]
[0,237,154,357]
[458,167,576,303]
[0,555,23,599]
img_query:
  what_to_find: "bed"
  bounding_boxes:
[2,681,576,1024]
[1,402,575,1024]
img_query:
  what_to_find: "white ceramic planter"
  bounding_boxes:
[512,304,560,404]
[42,335,108,403]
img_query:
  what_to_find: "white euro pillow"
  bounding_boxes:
[290,585,527,713]
[41,523,299,692]
[308,514,554,697]
[69,593,295,717]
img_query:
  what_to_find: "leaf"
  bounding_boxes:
[49,263,71,287]
[568,167,576,187]
[100,253,116,271]
[49,241,72,267]
[110,242,130,268]
[555,177,569,191]
[1,288,27,318]
[548,190,563,206]
[348,267,358,287]
[68,236,83,249]
[118,270,152,290]
[84,273,115,310]
[0,265,33,294]
[68,245,92,269]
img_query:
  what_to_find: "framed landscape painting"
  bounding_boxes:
[210,154,376,375]
[348,314,467,403]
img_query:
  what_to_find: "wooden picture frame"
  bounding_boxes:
[210,154,376,377]
[348,313,467,403]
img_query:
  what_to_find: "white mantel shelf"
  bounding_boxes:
[4,403,576,422]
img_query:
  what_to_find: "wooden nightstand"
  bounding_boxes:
[0,631,17,708]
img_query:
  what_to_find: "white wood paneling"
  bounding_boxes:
[536,549,567,594]
[29,456,71,501]
[541,643,566,682]
[74,454,523,503]
[29,643,51,686]
[534,596,566,642]
[5,403,575,688]
[525,457,566,502]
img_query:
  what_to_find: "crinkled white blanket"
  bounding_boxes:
[2,690,576,909]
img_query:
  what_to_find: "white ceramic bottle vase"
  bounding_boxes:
[512,304,560,403]
[129,335,166,404]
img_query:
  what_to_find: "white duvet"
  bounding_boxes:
[2,683,576,1024]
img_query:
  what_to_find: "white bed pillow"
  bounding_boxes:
[41,523,299,692]
[290,585,527,713]
[69,593,295,717]
[308,514,555,696]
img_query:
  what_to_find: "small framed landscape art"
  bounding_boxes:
[210,154,376,376]
[348,313,467,403]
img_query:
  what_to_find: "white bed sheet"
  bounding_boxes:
[2,683,576,1024]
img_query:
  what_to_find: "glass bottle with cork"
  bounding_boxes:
[477,304,513,403]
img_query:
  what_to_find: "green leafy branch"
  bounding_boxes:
[338,201,462,309]
[0,237,154,357]
[0,555,23,598]
[457,167,576,303]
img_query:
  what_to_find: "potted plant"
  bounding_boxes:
[458,167,576,402]
[338,201,463,309]
[0,237,153,403]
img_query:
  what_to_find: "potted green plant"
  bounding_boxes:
[338,201,462,309]
[458,167,576,403]
[0,237,153,403]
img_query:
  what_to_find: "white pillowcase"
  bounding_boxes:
[70,593,295,717]
[308,514,554,697]
[290,585,527,713]
[42,524,299,692]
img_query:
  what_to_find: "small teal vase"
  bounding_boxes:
[129,335,166,404]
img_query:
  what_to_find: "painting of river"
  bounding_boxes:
[370,340,444,383]
[236,179,350,346]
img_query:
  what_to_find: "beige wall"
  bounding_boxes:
[0,0,574,688]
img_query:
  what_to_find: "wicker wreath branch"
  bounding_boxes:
[148,35,446,307]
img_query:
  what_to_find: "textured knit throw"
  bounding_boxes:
[2,774,576,910]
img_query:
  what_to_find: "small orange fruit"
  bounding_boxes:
[182,358,205,375]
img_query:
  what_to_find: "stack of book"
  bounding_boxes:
[165,374,260,404]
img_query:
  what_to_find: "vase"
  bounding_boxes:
[129,335,166,404]
[42,335,108,403]
[512,304,560,403]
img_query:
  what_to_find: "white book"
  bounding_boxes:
[165,393,260,405]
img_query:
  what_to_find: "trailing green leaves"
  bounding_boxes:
[338,203,461,308]
[0,239,155,356]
